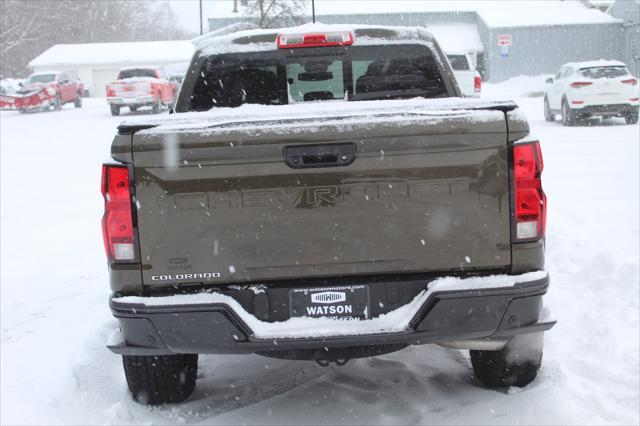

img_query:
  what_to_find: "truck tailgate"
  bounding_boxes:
[129,107,511,286]
[110,79,151,98]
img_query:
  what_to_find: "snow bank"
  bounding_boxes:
[114,271,547,339]
[483,74,554,99]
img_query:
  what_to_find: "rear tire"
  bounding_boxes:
[74,92,82,108]
[561,99,575,126]
[470,333,543,388]
[122,354,198,405]
[110,104,120,116]
[625,113,638,124]
[129,106,138,112]
[543,97,555,122]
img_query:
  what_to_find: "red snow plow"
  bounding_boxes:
[3,71,84,113]
[1,88,56,112]
[0,94,18,110]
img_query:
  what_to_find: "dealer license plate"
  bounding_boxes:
[290,285,370,319]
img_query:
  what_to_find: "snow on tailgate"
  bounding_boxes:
[125,97,516,135]
[113,271,547,339]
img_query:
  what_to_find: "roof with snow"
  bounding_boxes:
[29,40,194,68]
[425,24,482,53]
[209,0,620,28]
[563,59,627,69]
[196,23,439,55]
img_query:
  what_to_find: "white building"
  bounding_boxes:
[28,40,194,97]
[208,0,623,82]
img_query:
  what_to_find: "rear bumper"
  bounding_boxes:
[108,273,554,355]
[572,103,638,116]
[107,96,154,106]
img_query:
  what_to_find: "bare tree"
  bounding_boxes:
[243,0,307,28]
[0,0,190,78]
[0,1,52,78]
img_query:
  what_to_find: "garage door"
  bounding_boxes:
[92,69,120,98]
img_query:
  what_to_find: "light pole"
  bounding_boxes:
[199,0,203,35]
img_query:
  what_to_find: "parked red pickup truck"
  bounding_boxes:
[106,68,176,116]
[18,71,84,111]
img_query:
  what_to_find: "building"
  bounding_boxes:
[607,0,640,76]
[29,40,194,97]
[208,0,625,82]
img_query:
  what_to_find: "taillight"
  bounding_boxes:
[512,141,546,241]
[106,86,115,97]
[621,78,638,85]
[474,75,481,93]
[570,82,593,88]
[101,164,137,262]
[277,31,353,48]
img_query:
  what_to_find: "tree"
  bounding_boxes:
[0,0,190,78]
[242,0,307,28]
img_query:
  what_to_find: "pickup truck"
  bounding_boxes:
[19,71,83,111]
[446,52,481,97]
[103,24,554,405]
[106,67,176,116]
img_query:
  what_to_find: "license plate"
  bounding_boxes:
[290,285,370,319]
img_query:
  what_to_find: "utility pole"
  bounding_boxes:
[199,0,203,35]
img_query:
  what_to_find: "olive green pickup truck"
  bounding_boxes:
[102,24,554,405]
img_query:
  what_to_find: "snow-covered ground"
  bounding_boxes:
[1,88,638,424]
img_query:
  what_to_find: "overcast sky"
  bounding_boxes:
[169,1,232,34]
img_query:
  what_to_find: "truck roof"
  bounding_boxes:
[196,23,437,56]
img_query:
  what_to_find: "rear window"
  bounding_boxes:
[578,66,628,79]
[447,55,470,71]
[118,69,158,79]
[187,44,448,111]
[27,74,56,84]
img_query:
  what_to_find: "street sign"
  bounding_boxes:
[498,34,512,46]
[500,45,510,58]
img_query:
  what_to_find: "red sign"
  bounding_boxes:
[498,34,512,46]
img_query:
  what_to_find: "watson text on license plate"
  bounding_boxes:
[290,285,370,319]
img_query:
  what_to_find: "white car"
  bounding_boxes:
[446,52,481,98]
[544,60,639,125]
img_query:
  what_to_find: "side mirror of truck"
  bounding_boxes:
[545,77,553,84]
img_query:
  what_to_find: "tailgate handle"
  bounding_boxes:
[284,143,356,169]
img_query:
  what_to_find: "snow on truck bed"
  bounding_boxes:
[123,97,516,135]
[114,271,547,339]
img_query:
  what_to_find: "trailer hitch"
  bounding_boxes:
[312,348,351,367]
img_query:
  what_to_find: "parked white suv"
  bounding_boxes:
[544,60,639,126]
[446,52,481,98]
